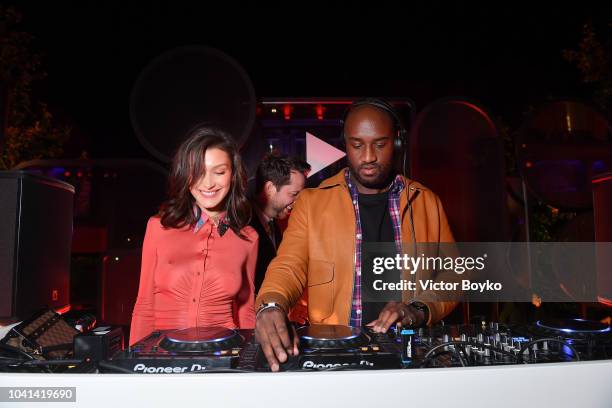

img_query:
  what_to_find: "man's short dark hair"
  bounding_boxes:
[255,154,311,194]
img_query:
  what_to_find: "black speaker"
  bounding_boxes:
[593,172,612,305]
[0,171,74,319]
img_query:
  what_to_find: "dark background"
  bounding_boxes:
[5,1,612,159]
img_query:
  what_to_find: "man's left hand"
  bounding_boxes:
[366,301,425,333]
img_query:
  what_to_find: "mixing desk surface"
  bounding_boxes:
[102,319,612,373]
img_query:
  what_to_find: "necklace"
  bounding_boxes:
[210,214,221,227]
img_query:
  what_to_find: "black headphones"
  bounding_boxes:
[341,97,408,174]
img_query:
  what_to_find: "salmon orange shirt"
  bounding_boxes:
[130,215,258,345]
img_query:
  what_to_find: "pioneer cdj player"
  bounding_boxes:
[108,327,255,373]
[104,318,612,373]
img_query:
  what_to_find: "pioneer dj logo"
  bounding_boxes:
[133,363,207,373]
[302,360,375,369]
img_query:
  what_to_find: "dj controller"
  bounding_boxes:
[103,318,612,373]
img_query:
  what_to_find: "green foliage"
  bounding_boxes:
[529,203,576,242]
[0,6,70,170]
[562,21,612,111]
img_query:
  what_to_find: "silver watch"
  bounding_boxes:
[256,302,282,317]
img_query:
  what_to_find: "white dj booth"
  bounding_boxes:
[2,360,612,407]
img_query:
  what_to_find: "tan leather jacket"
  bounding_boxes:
[256,169,457,325]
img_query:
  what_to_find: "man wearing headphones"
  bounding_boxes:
[255,98,457,371]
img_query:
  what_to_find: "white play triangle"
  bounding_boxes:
[306,131,346,177]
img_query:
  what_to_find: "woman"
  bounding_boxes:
[130,126,258,345]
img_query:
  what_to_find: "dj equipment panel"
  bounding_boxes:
[102,319,612,374]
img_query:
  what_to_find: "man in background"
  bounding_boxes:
[250,154,310,293]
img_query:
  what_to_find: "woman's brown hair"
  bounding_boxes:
[159,126,251,238]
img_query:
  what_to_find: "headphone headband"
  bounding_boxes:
[341,97,406,136]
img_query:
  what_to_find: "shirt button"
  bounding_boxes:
[197,272,201,276]
[352,200,357,205]
[192,298,196,303]
[356,309,361,315]
[357,271,361,276]
[356,234,362,239]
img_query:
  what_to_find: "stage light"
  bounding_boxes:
[315,104,325,120]
[283,104,292,120]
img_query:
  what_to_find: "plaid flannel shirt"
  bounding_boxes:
[345,169,405,327]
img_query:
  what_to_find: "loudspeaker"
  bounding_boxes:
[0,171,74,319]
[593,172,612,305]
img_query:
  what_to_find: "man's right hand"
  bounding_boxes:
[255,308,299,372]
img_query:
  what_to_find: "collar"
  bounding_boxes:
[343,168,405,195]
[193,206,227,233]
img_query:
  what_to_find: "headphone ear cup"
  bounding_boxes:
[394,136,403,153]
[393,129,405,156]
[393,129,407,174]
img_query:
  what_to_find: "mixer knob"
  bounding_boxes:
[477,333,484,343]
[443,334,450,343]
[460,333,467,342]
[542,341,548,351]
[483,344,491,356]
[494,322,499,331]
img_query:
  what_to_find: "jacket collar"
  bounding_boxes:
[319,168,420,190]
[317,168,426,204]
[317,168,348,189]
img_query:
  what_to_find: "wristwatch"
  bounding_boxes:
[256,302,283,318]
[406,301,430,325]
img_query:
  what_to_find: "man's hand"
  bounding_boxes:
[254,308,299,372]
[366,301,425,333]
